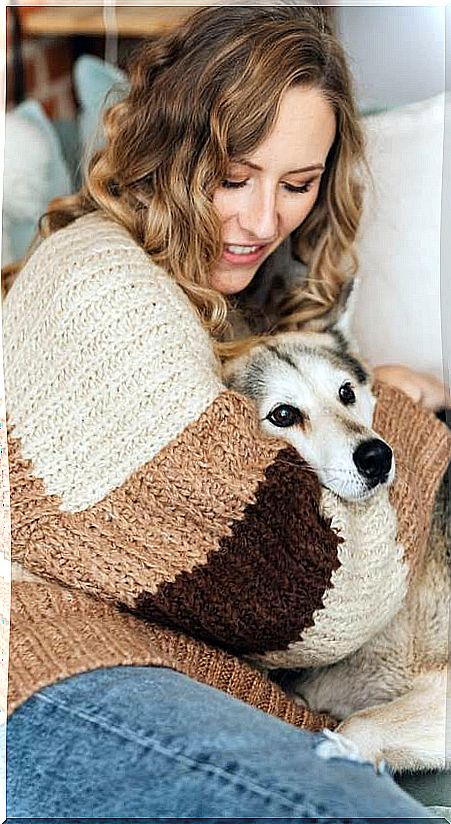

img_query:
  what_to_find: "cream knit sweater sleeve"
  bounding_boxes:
[3,212,223,512]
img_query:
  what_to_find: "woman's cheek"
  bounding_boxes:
[212,189,246,224]
[291,192,319,229]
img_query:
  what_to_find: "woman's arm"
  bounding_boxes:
[4,213,342,656]
[4,213,450,665]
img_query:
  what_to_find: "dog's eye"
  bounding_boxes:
[339,382,356,405]
[267,404,304,428]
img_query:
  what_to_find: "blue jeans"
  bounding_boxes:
[6,665,439,821]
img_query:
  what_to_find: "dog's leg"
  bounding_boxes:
[332,669,449,773]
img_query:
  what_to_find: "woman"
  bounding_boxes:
[4,5,448,819]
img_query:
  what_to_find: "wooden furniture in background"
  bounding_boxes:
[19,6,199,38]
[8,5,200,114]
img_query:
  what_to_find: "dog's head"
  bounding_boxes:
[223,281,395,501]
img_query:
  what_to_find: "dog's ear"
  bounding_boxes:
[222,357,252,398]
[298,278,360,350]
[330,277,360,340]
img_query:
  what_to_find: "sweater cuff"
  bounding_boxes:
[8,581,336,732]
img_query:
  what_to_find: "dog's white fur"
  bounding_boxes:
[224,286,450,773]
[292,496,449,772]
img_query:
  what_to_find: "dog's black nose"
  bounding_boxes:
[353,439,393,486]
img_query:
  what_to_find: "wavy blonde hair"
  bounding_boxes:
[18,5,368,350]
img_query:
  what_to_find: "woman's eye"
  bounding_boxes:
[221,177,318,193]
[266,404,304,428]
[339,382,356,405]
[284,180,314,194]
[221,179,247,189]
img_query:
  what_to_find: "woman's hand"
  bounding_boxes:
[373,364,450,411]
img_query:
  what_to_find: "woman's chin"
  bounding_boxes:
[210,265,258,295]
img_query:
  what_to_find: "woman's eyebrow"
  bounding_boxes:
[233,159,325,174]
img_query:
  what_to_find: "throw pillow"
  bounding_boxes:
[74,54,128,162]
[2,100,72,267]
[351,93,445,382]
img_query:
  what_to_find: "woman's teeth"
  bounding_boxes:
[225,244,260,255]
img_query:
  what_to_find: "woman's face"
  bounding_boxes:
[211,85,336,295]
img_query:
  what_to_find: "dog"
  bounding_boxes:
[223,283,450,774]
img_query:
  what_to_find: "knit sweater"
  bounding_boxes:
[3,211,450,728]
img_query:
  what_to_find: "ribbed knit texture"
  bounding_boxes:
[4,212,450,726]
[372,381,449,572]
[9,582,334,730]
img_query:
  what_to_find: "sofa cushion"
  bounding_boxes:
[351,93,445,382]
[2,100,72,266]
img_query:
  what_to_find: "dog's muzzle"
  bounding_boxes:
[353,439,393,488]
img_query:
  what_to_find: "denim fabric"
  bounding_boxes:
[6,666,439,821]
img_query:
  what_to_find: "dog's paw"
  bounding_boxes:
[334,717,386,773]
[316,728,386,774]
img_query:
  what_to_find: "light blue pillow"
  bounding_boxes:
[74,55,128,162]
[2,99,72,265]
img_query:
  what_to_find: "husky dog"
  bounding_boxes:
[224,280,395,503]
[223,283,450,774]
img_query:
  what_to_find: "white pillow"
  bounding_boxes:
[351,93,445,383]
[2,101,72,267]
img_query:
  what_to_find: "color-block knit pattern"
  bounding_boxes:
[8,402,342,652]
[256,484,406,668]
[9,382,450,670]
[2,212,223,512]
[136,446,341,653]
[8,582,336,733]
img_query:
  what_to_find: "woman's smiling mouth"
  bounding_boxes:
[222,243,270,264]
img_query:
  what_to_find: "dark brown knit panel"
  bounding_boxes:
[136,448,342,654]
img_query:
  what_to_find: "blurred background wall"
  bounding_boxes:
[334,5,445,110]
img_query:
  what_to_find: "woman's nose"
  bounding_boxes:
[238,189,279,241]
